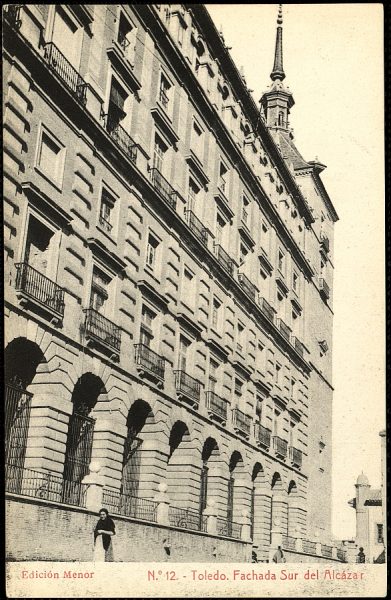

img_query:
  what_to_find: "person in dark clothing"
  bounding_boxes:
[93,508,115,562]
[272,545,286,563]
[357,547,366,563]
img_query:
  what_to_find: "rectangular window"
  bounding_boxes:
[146,234,159,270]
[215,213,226,246]
[24,215,56,276]
[234,378,243,398]
[292,271,299,293]
[275,363,281,385]
[108,77,128,131]
[237,322,245,353]
[212,298,221,330]
[153,134,167,172]
[182,267,195,310]
[239,242,249,266]
[178,335,190,371]
[219,162,228,194]
[140,305,155,347]
[37,130,65,187]
[278,249,285,274]
[208,359,218,392]
[191,119,204,161]
[99,189,115,234]
[256,396,263,422]
[188,177,200,210]
[159,74,171,110]
[242,195,250,224]
[51,6,81,69]
[118,13,133,52]
[90,267,110,313]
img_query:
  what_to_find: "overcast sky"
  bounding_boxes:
[205,3,385,539]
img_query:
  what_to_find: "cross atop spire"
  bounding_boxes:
[271,4,285,81]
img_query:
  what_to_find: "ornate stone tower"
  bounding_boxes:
[260,5,294,132]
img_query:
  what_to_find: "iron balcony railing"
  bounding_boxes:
[99,214,113,233]
[159,87,169,109]
[277,317,291,342]
[104,114,137,163]
[289,446,303,468]
[291,336,305,357]
[302,539,317,555]
[273,435,288,459]
[216,516,242,540]
[320,233,330,253]
[102,488,158,523]
[15,262,65,317]
[118,30,130,52]
[43,43,87,105]
[83,308,121,352]
[185,209,208,246]
[213,244,234,276]
[321,544,333,558]
[238,272,257,300]
[5,463,87,507]
[4,4,22,29]
[255,423,271,448]
[232,408,251,438]
[205,391,228,422]
[259,296,275,323]
[174,370,202,403]
[134,343,165,381]
[282,535,297,551]
[149,167,177,210]
[169,506,207,533]
[319,277,330,299]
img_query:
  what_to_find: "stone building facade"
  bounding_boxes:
[4,4,339,562]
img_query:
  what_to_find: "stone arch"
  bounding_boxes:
[62,372,107,504]
[199,436,220,515]
[288,480,298,496]
[4,338,48,485]
[271,471,288,540]
[225,451,246,525]
[116,398,158,505]
[165,419,197,509]
[250,462,265,540]
[271,471,284,491]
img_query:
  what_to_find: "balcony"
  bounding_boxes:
[185,210,208,246]
[216,516,242,540]
[102,488,158,523]
[259,296,275,323]
[15,262,65,322]
[4,4,22,29]
[149,167,177,210]
[259,246,273,274]
[273,435,288,459]
[213,244,234,276]
[320,233,330,253]
[319,277,330,300]
[238,272,257,300]
[277,317,291,342]
[232,408,251,439]
[205,391,228,425]
[43,43,87,105]
[291,336,305,357]
[98,215,113,234]
[103,114,137,164]
[134,343,165,384]
[83,308,121,355]
[174,370,202,409]
[289,446,303,468]
[255,423,271,449]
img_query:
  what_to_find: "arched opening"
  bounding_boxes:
[120,400,154,508]
[250,462,264,539]
[226,451,244,535]
[278,111,285,127]
[5,338,46,491]
[199,437,219,517]
[271,471,283,491]
[62,373,105,504]
[288,480,297,496]
[166,420,194,511]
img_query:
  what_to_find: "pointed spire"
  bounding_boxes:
[271,4,285,81]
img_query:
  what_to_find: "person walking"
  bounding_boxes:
[93,508,116,562]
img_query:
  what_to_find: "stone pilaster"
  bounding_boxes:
[252,485,272,561]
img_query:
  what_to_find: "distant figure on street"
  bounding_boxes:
[93,508,115,562]
[357,547,366,563]
[272,545,286,563]
[252,550,258,563]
